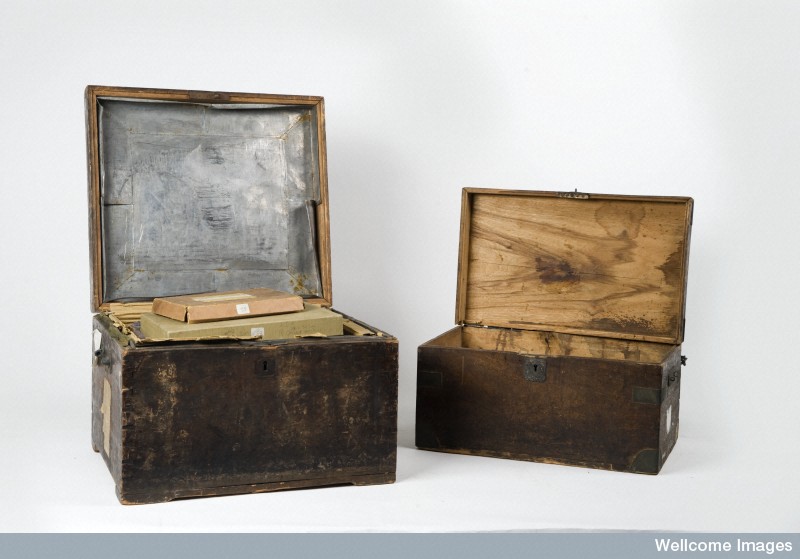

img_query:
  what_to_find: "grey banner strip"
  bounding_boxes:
[0,533,798,559]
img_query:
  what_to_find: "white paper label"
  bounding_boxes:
[93,329,102,352]
[666,405,673,434]
[250,327,265,338]
[236,303,251,315]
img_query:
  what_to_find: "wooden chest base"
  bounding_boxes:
[415,326,681,474]
[92,313,398,504]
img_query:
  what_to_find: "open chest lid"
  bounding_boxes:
[456,188,693,344]
[86,86,331,312]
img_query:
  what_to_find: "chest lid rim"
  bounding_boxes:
[86,85,332,312]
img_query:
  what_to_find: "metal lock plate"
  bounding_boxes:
[524,357,547,382]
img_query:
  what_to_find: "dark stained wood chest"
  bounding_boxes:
[416,188,692,474]
[86,86,398,504]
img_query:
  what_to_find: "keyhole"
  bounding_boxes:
[256,359,275,376]
[524,358,546,382]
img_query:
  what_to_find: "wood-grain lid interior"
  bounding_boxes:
[87,87,331,311]
[456,190,692,344]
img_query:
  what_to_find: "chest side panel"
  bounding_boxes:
[116,338,397,502]
[416,345,663,471]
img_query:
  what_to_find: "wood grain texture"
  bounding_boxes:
[314,97,333,307]
[416,341,680,473]
[456,189,692,343]
[428,325,673,364]
[420,188,688,474]
[86,86,103,313]
[92,313,398,504]
[455,188,473,323]
[86,85,324,106]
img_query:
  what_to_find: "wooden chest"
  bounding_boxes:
[86,86,398,504]
[416,189,692,474]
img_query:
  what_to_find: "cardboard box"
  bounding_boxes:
[152,288,304,323]
[140,304,343,340]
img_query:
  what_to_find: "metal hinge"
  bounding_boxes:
[558,189,589,199]
[460,321,490,329]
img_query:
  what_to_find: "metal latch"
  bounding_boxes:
[668,355,687,387]
[558,189,589,199]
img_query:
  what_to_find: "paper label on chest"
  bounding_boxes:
[455,189,693,344]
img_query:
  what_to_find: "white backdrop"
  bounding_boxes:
[1,0,798,531]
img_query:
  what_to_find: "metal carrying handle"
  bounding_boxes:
[93,348,112,368]
[92,329,110,367]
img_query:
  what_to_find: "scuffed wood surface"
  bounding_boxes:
[428,325,673,364]
[457,190,692,343]
[92,314,398,504]
[416,343,679,473]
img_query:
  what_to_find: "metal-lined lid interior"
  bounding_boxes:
[97,98,323,303]
[457,190,692,344]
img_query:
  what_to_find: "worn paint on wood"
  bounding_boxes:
[451,325,673,363]
[92,313,398,504]
[87,86,394,504]
[419,188,692,474]
[416,330,681,473]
